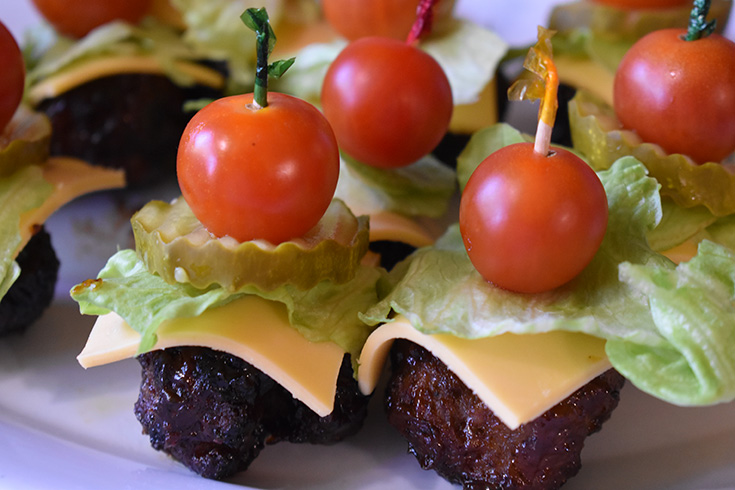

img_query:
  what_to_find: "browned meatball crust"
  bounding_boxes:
[0,227,59,336]
[385,339,625,490]
[134,346,369,480]
[37,73,222,187]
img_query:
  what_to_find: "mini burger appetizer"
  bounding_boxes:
[71,9,384,479]
[0,19,124,336]
[568,0,735,263]
[272,0,508,265]
[24,0,226,187]
[356,28,735,489]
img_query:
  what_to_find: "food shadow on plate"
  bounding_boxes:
[0,301,140,402]
[227,364,455,490]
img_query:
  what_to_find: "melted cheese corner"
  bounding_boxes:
[16,157,124,258]
[77,295,347,417]
[28,55,225,105]
[358,315,611,430]
[368,211,440,248]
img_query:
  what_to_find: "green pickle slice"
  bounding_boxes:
[0,105,52,177]
[132,197,371,292]
[569,90,735,217]
[549,0,732,43]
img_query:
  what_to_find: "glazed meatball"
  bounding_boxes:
[134,346,368,479]
[0,227,59,336]
[385,339,625,490]
[37,73,222,187]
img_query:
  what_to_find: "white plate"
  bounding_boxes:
[2,288,735,490]
[2,1,735,489]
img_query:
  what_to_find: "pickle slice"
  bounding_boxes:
[0,105,52,177]
[132,197,371,291]
[569,90,735,217]
[549,0,732,43]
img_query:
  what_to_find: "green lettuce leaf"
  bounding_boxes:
[363,156,735,406]
[275,19,507,107]
[334,154,456,219]
[26,18,214,89]
[0,166,55,302]
[363,157,666,344]
[171,0,284,94]
[71,249,384,361]
[612,241,735,405]
[456,123,531,192]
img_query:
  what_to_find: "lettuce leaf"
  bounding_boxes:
[334,154,456,219]
[26,18,214,89]
[612,241,735,405]
[0,166,55,302]
[363,156,735,406]
[71,249,384,361]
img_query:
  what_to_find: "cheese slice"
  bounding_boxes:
[449,78,499,135]
[368,211,440,248]
[28,55,226,105]
[357,315,611,430]
[15,157,125,259]
[555,54,615,107]
[77,295,347,417]
[661,238,699,264]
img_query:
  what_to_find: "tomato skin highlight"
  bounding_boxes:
[613,29,735,164]
[321,37,453,169]
[177,92,340,244]
[459,143,608,294]
[0,21,24,133]
[31,0,152,38]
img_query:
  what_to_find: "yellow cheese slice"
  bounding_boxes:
[28,55,225,105]
[15,157,125,259]
[357,315,611,430]
[368,211,439,248]
[661,239,699,264]
[555,54,614,107]
[449,78,499,135]
[77,295,347,417]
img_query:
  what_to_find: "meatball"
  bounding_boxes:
[0,227,59,336]
[37,73,222,187]
[385,339,625,490]
[134,346,369,480]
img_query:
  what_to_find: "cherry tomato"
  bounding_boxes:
[459,143,608,294]
[177,92,340,244]
[321,0,455,41]
[614,28,735,164]
[590,0,689,8]
[31,0,152,38]
[321,37,453,169]
[0,21,24,133]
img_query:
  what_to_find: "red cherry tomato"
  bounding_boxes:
[31,0,152,38]
[590,0,689,8]
[177,92,340,244]
[321,37,453,169]
[321,0,455,41]
[0,21,24,133]
[459,143,608,294]
[614,29,735,164]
